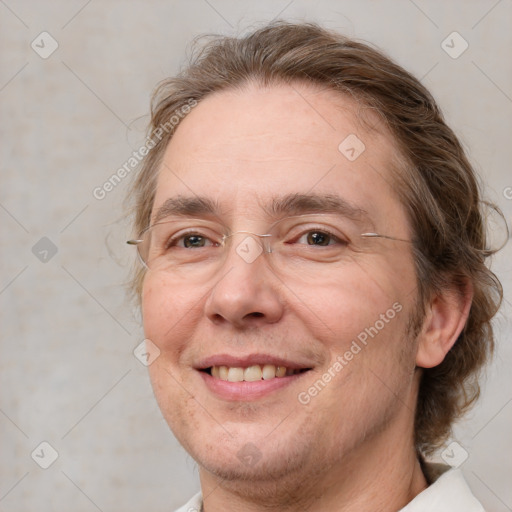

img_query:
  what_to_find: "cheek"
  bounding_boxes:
[142,275,201,426]
[293,259,411,345]
[311,286,414,417]
[141,277,167,345]
[141,274,200,356]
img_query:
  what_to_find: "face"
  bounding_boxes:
[142,82,421,488]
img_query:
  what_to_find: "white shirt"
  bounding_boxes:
[401,465,484,511]
[173,465,485,512]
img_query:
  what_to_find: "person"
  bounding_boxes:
[126,21,503,511]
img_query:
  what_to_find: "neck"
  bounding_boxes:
[198,423,428,512]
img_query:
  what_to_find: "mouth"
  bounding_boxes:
[195,355,313,400]
[203,364,310,382]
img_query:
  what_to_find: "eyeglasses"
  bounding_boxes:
[127,214,411,283]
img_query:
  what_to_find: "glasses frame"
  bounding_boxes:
[127,214,411,271]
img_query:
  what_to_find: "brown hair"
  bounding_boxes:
[128,21,503,455]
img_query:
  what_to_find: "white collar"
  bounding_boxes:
[399,465,484,511]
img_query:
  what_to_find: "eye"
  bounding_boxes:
[165,230,221,250]
[179,234,210,248]
[294,228,348,247]
[298,230,333,246]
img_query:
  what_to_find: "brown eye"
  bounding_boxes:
[305,231,332,246]
[295,229,347,247]
[182,235,208,248]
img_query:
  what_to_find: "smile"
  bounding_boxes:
[196,355,313,400]
[206,364,309,382]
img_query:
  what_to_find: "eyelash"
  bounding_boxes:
[292,227,348,246]
[166,226,349,249]
[165,230,219,249]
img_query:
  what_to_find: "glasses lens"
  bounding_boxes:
[141,219,225,272]
[136,214,394,283]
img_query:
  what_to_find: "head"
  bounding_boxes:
[127,21,502,489]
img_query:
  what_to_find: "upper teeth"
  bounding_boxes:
[210,364,299,382]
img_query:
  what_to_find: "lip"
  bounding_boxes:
[199,370,310,401]
[194,353,313,401]
[194,353,312,371]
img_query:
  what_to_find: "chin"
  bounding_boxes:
[173,413,325,486]
[197,442,310,485]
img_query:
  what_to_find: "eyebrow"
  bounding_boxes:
[153,195,222,224]
[262,192,371,224]
[152,192,373,227]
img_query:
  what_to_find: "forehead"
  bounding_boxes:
[153,82,407,234]
[165,82,390,163]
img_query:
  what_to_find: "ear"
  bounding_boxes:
[416,280,473,368]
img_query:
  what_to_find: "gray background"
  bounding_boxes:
[1,1,511,510]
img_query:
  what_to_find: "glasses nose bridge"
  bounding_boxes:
[221,230,274,254]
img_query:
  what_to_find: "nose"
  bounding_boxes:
[204,233,284,329]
